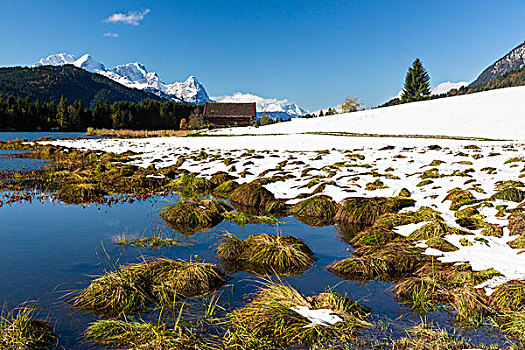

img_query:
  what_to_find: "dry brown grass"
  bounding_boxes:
[85,128,200,138]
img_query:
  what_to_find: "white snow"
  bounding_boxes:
[42,86,525,292]
[290,306,343,327]
[210,85,525,141]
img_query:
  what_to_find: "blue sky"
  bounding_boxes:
[0,0,524,110]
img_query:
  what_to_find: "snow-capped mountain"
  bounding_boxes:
[471,41,525,87]
[32,53,210,104]
[32,53,307,118]
[212,92,306,119]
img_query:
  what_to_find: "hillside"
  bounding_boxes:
[210,85,525,140]
[0,65,163,108]
[471,41,525,87]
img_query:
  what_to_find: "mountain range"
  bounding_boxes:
[32,53,306,119]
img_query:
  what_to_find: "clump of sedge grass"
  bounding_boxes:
[491,187,525,202]
[147,258,227,305]
[229,181,275,207]
[85,319,211,350]
[0,305,56,350]
[288,195,337,226]
[159,199,232,235]
[348,226,403,248]
[212,180,239,198]
[334,196,415,226]
[394,263,500,312]
[57,182,106,204]
[70,258,226,318]
[391,321,474,349]
[210,171,235,186]
[408,220,468,241]
[425,237,458,252]
[327,242,425,282]
[452,287,491,329]
[223,280,370,349]
[444,187,477,210]
[216,232,316,276]
[113,231,181,248]
[220,211,277,226]
[167,173,214,195]
[489,280,525,313]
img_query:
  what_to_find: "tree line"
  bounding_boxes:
[0,95,201,131]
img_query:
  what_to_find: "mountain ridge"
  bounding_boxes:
[471,41,525,87]
[32,53,307,119]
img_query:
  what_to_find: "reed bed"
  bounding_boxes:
[70,258,226,318]
[216,232,316,276]
[223,281,370,349]
[0,305,56,350]
[85,128,197,138]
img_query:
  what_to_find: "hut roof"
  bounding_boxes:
[203,102,256,117]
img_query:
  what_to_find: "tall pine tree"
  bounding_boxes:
[401,58,431,103]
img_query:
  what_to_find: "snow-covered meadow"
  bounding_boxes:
[46,86,525,293]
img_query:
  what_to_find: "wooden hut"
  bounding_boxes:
[203,102,256,127]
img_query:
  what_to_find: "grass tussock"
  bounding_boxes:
[57,182,106,204]
[488,280,525,313]
[425,237,458,252]
[159,199,232,234]
[220,211,277,226]
[327,242,425,281]
[70,258,226,318]
[84,319,211,349]
[0,305,56,350]
[114,231,181,248]
[228,181,284,214]
[394,263,501,312]
[223,281,370,349]
[348,226,403,248]
[491,187,525,202]
[167,173,214,196]
[212,180,239,198]
[408,220,468,241]
[288,195,338,226]
[444,187,477,210]
[391,322,474,350]
[216,232,316,276]
[334,196,415,226]
[508,213,525,248]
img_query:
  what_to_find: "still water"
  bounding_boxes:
[0,133,508,349]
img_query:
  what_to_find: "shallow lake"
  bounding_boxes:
[0,134,510,349]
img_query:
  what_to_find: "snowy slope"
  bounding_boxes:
[210,86,525,140]
[32,53,211,104]
[212,92,306,119]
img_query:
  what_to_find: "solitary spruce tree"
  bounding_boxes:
[401,58,431,103]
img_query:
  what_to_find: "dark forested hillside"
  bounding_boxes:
[0,65,163,109]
